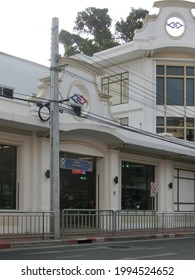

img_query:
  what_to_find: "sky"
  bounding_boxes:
[0,0,158,66]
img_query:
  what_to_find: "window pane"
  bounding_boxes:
[170,128,184,139]
[122,72,128,79]
[187,118,194,127]
[179,179,194,202]
[167,78,184,105]
[186,78,194,106]
[3,88,13,98]
[102,85,108,94]
[156,128,164,133]
[109,75,120,83]
[186,129,194,141]
[122,80,128,103]
[102,73,128,105]
[157,66,164,75]
[167,117,183,126]
[0,145,16,209]
[186,67,194,76]
[156,77,164,105]
[110,83,120,105]
[102,77,108,84]
[156,116,164,126]
[167,66,184,76]
[120,117,128,126]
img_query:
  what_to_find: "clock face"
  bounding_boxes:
[166,16,185,38]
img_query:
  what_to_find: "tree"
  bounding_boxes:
[59,30,96,57]
[74,7,114,46]
[59,7,149,57]
[115,8,149,43]
[59,7,118,57]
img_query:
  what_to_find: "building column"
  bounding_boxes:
[96,149,120,210]
[108,150,120,210]
[157,160,174,212]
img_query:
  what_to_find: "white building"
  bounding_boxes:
[0,52,49,211]
[1,0,195,215]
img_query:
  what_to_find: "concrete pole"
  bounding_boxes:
[50,17,60,239]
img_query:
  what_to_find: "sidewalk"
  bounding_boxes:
[1,229,195,249]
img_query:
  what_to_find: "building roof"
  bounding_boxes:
[153,0,195,9]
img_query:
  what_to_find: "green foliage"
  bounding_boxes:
[115,8,149,43]
[74,7,112,42]
[59,7,149,57]
[59,30,95,57]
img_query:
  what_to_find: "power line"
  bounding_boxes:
[63,68,195,121]
[2,54,195,149]
[2,85,195,151]
[79,52,195,118]
[4,53,195,121]
[59,102,195,151]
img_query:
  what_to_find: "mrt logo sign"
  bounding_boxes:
[69,93,88,106]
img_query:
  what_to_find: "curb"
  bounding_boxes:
[0,242,11,249]
[1,232,195,249]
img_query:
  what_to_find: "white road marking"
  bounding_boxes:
[23,246,106,255]
[120,252,178,260]
[55,254,84,259]
[23,250,64,255]
[147,247,164,250]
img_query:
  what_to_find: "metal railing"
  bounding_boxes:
[0,210,54,239]
[115,210,156,234]
[61,209,195,237]
[1,210,195,239]
[157,212,195,232]
[61,209,114,237]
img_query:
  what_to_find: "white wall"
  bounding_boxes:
[0,52,48,97]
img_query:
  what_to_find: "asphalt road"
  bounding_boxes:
[0,237,195,260]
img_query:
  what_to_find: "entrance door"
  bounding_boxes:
[122,161,155,210]
[60,152,96,210]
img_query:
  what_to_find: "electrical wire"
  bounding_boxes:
[63,68,195,122]
[1,51,195,149]
[4,52,195,121]
[79,51,195,119]
[2,89,195,151]
[59,102,195,150]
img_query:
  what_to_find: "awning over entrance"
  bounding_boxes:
[60,125,195,164]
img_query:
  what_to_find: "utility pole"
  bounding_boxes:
[50,17,60,239]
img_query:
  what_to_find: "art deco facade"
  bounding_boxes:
[1,0,195,214]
